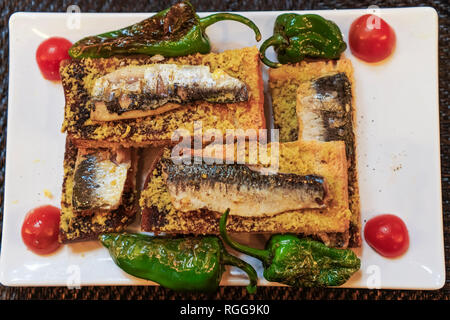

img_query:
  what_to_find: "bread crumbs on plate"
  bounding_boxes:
[43,189,53,199]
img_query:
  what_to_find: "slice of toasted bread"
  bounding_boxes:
[59,137,138,243]
[60,47,265,149]
[140,140,351,243]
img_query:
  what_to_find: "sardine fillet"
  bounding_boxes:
[89,64,248,121]
[72,148,131,212]
[162,160,327,217]
[297,73,353,143]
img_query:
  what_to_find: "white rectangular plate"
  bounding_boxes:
[1,8,444,289]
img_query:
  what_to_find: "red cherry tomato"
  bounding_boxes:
[364,214,409,258]
[21,205,61,255]
[349,14,396,63]
[36,37,72,81]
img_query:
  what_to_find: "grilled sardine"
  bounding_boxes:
[90,64,248,121]
[72,148,131,212]
[297,73,354,146]
[161,159,327,217]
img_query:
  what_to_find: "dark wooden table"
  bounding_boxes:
[0,0,448,300]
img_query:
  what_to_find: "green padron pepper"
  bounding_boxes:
[100,233,257,293]
[259,13,347,68]
[69,1,261,59]
[220,210,360,287]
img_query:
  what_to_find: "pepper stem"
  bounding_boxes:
[221,251,258,294]
[200,13,261,41]
[219,209,271,265]
[258,34,286,68]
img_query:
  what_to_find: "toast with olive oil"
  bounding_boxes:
[140,140,353,248]
[59,137,138,243]
[60,47,265,149]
